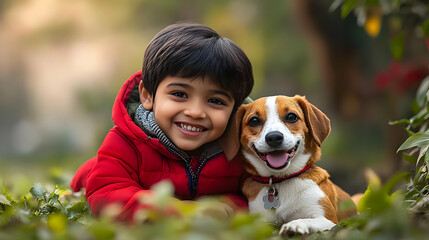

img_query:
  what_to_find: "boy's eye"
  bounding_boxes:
[208,98,226,105]
[171,92,187,98]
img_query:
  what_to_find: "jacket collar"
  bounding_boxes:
[135,104,189,161]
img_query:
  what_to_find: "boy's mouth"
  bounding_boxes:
[176,122,207,134]
[179,123,203,132]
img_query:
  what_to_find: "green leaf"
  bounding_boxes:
[388,119,410,126]
[416,76,429,108]
[0,194,11,206]
[382,172,410,194]
[409,107,429,126]
[67,201,88,214]
[329,0,345,12]
[413,166,425,186]
[401,153,417,164]
[417,145,429,164]
[341,0,359,18]
[66,201,89,220]
[404,128,415,137]
[30,183,46,199]
[338,199,357,212]
[358,184,391,214]
[422,19,429,37]
[89,221,116,240]
[397,131,429,152]
[48,193,59,205]
[424,149,429,166]
[391,33,404,61]
[47,213,67,233]
[411,99,421,115]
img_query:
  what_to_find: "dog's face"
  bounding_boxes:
[237,95,330,177]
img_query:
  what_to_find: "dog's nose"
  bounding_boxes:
[265,131,284,147]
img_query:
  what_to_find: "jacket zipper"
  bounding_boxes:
[183,157,209,198]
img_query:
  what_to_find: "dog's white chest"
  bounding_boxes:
[248,178,326,223]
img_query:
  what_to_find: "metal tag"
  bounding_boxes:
[263,186,279,209]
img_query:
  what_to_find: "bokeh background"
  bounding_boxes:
[1,0,428,194]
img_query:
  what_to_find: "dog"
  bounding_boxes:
[231,95,357,235]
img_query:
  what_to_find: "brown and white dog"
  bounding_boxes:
[231,95,357,235]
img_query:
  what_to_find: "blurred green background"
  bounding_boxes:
[1,0,428,194]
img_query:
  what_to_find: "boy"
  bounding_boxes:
[70,23,254,221]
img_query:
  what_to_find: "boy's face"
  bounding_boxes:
[139,76,235,151]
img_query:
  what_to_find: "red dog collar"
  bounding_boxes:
[251,164,313,184]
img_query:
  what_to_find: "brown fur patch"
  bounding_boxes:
[241,178,267,201]
[295,96,331,147]
[239,98,268,176]
[298,166,330,184]
[275,96,309,143]
[351,193,363,207]
[318,196,338,223]
[302,167,337,222]
[334,185,357,220]
[300,166,356,221]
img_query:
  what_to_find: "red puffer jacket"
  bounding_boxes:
[70,71,248,220]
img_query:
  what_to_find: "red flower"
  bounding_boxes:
[375,61,427,93]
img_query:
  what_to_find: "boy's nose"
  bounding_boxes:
[184,100,207,119]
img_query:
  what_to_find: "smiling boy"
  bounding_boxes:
[140,76,235,151]
[70,23,254,221]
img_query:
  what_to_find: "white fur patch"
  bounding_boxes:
[257,97,292,148]
[248,178,335,234]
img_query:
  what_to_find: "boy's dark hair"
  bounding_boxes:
[142,23,254,109]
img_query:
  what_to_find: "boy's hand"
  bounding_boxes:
[199,201,234,219]
[179,198,234,219]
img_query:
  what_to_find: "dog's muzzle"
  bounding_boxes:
[251,131,300,170]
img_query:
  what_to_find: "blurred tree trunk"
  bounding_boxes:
[292,0,371,119]
[291,0,407,180]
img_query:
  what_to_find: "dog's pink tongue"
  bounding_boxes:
[266,151,289,168]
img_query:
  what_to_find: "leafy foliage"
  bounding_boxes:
[0,179,274,240]
[331,0,429,60]
[306,77,429,239]
[0,181,91,240]
[308,177,427,240]
[394,76,429,214]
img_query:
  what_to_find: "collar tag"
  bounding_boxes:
[263,178,280,209]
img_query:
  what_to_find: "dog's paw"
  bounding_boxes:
[278,218,335,236]
[279,220,310,236]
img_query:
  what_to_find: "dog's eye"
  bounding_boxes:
[284,113,299,123]
[248,117,262,127]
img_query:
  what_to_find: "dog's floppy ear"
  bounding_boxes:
[219,105,247,160]
[296,96,331,147]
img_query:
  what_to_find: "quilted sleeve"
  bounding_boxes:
[70,157,97,192]
[85,128,152,221]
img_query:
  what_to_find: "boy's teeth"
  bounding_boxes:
[180,124,202,132]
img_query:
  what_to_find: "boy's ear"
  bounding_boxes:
[219,105,246,161]
[139,81,153,110]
